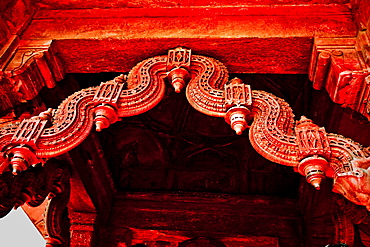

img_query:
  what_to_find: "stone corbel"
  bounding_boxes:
[309,36,370,120]
[0,39,65,113]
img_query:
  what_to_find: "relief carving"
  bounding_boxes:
[309,37,370,121]
[0,48,370,218]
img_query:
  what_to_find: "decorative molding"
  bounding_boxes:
[309,36,370,121]
[0,48,370,215]
[0,39,65,114]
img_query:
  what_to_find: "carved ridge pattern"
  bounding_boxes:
[186,55,228,117]
[328,134,370,174]
[118,56,167,117]
[44,166,70,246]
[37,88,96,157]
[249,91,299,167]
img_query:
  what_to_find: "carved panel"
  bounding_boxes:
[167,47,191,71]
[11,118,48,148]
[93,74,125,105]
[225,79,252,108]
[295,116,331,161]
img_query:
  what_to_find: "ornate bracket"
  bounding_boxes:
[44,165,70,247]
[309,37,370,120]
[0,48,370,215]
[0,158,69,218]
[1,108,53,175]
[0,39,65,114]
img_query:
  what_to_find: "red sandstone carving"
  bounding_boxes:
[167,47,192,93]
[0,159,68,218]
[92,74,125,105]
[1,48,370,214]
[167,47,191,71]
[185,55,228,117]
[294,116,332,190]
[168,67,190,93]
[333,157,370,210]
[224,78,253,135]
[11,117,48,148]
[92,75,125,131]
[94,104,119,132]
[0,40,65,114]
[1,109,53,175]
[309,37,370,121]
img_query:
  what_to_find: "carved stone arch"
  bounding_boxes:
[178,237,226,247]
[1,47,370,222]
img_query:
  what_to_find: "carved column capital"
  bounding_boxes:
[0,40,65,112]
[309,36,370,121]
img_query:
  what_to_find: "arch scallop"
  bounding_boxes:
[0,47,370,216]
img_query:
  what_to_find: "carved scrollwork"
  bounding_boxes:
[0,48,370,214]
[249,90,298,166]
[186,55,229,117]
[0,48,229,176]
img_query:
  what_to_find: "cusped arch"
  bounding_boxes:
[0,47,370,216]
